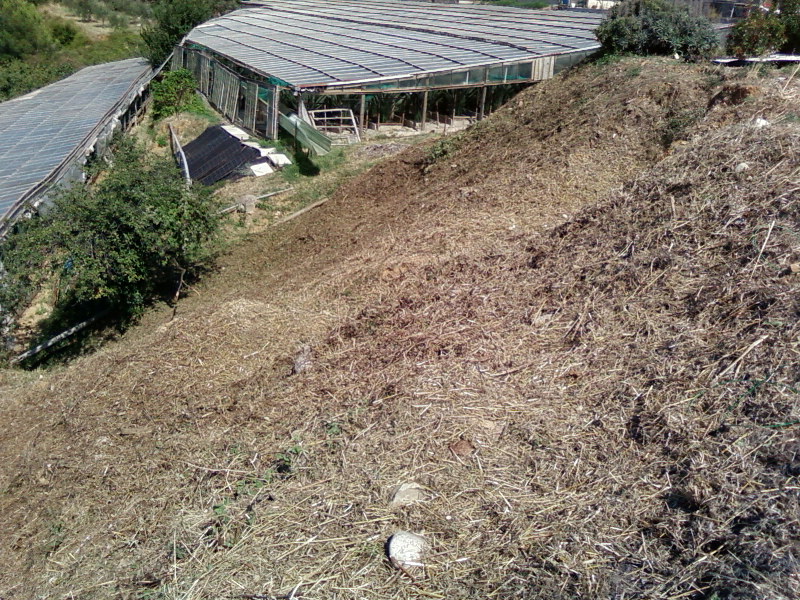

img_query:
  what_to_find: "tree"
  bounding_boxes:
[596,0,719,60]
[0,60,73,101]
[726,0,800,57]
[726,10,786,58]
[142,0,240,66]
[141,0,214,66]
[0,0,54,60]
[779,0,800,52]
[150,68,200,119]
[0,137,222,329]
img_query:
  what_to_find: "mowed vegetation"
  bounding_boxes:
[0,0,798,597]
[1,56,799,600]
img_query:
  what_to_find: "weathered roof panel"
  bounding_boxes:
[0,58,153,224]
[184,0,603,88]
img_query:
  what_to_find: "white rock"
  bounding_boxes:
[387,531,428,566]
[735,162,750,174]
[753,117,770,129]
[240,195,257,214]
[390,482,426,507]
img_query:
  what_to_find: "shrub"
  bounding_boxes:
[45,16,80,46]
[108,12,129,30]
[596,0,719,60]
[0,60,73,101]
[726,10,786,57]
[779,0,800,52]
[0,0,55,60]
[0,137,222,328]
[150,68,202,119]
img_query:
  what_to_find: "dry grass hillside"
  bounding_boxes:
[1,57,798,600]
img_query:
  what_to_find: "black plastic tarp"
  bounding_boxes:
[182,125,262,185]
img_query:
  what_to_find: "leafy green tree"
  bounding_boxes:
[726,10,786,57]
[779,0,800,52]
[90,0,111,24]
[0,137,222,328]
[727,1,800,57]
[109,12,130,30]
[596,0,719,60]
[150,68,200,119]
[142,0,239,66]
[0,0,55,60]
[0,60,73,101]
[73,0,94,22]
[141,0,213,66]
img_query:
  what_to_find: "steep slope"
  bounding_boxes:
[0,58,798,600]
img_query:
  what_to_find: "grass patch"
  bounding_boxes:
[269,147,362,208]
[51,28,143,66]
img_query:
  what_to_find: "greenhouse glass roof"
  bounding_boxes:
[0,58,152,225]
[184,0,603,90]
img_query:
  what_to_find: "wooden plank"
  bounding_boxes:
[244,81,258,131]
[271,86,280,139]
[171,47,183,71]
[200,55,210,94]
[421,90,428,130]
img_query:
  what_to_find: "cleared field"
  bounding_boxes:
[0,57,798,600]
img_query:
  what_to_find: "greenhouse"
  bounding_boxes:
[175,0,603,141]
[0,58,153,234]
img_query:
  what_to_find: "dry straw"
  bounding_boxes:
[0,58,798,600]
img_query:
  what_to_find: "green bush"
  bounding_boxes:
[150,68,202,119]
[45,16,80,46]
[0,137,222,328]
[725,1,800,57]
[0,0,55,60]
[142,0,239,66]
[780,0,800,52]
[726,10,786,57]
[596,0,719,60]
[0,59,73,100]
[108,12,129,30]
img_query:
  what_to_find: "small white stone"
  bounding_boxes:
[390,482,426,507]
[735,162,750,174]
[388,531,428,566]
[240,195,257,214]
[753,117,770,129]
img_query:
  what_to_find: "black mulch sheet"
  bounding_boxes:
[182,125,262,185]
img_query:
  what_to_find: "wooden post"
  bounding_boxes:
[478,85,487,120]
[359,94,366,134]
[271,86,280,139]
[421,90,429,132]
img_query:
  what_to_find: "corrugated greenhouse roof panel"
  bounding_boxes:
[0,58,153,221]
[184,0,603,88]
